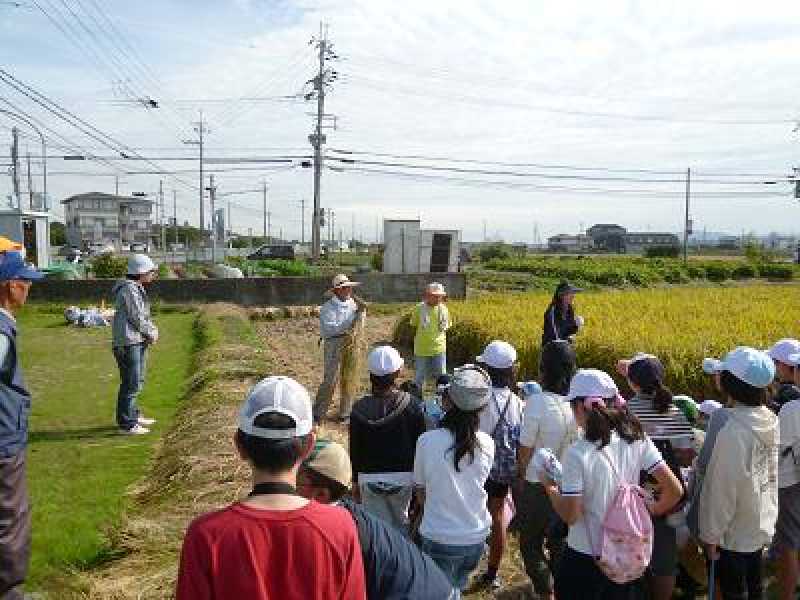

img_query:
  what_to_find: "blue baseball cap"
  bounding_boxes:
[0,252,43,282]
[703,346,775,388]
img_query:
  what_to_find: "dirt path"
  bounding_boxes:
[254,316,399,446]
[254,316,533,599]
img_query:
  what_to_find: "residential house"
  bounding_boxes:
[63,192,153,249]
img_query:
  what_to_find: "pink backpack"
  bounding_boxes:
[587,448,654,584]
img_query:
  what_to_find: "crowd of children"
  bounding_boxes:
[173,280,800,600]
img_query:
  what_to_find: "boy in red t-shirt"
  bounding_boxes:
[176,376,366,600]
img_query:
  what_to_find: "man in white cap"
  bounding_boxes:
[111,254,159,435]
[349,345,425,534]
[176,376,365,600]
[313,274,367,424]
[410,282,450,391]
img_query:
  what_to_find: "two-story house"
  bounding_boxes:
[62,192,153,249]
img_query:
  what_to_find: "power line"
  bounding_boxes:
[327,147,792,179]
[327,165,791,198]
[343,73,796,126]
[326,156,793,186]
[0,68,197,190]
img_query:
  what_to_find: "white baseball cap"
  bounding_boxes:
[238,376,313,439]
[425,282,447,296]
[567,369,619,401]
[329,273,361,291]
[768,339,800,365]
[698,399,723,416]
[127,253,156,275]
[368,345,404,376]
[702,346,776,388]
[450,365,492,411]
[476,340,517,369]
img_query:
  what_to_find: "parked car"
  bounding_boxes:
[87,243,114,256]
[247,244,295,260]
[130,242,149,253]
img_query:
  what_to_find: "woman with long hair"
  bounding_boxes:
[516,340,579,600]
[617,353,693,600]
[545,369,683,600]
[542,281,584,346]
[413,365,495,593]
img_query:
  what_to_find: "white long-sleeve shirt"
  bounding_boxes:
[319,296,360,339]
[698,405,779,553]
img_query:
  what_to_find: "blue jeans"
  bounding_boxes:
[113,344,146,430]
[414,353,446,389]
[420,535,484,592]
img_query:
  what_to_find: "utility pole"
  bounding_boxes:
[483,219,487,242]
[684,167,691,264]
[25,150,33,210]
[300,198,306,245]
[186,111,209,241]
[308,23,339,262]
[227,196,232,248]
[206,174,217,263]
[173,189,178,257]
[115,175,119,196]
[351,213,355,251]
[159,180,166,253]
[10,127,20,207]
[262,181,268,240]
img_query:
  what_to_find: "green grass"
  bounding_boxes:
[17,306,195,590]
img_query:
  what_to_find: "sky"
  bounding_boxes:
[1,0,799,242]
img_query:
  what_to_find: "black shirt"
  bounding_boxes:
[349,391,426,476]
[339,498,455,600]
[542,304,579,345]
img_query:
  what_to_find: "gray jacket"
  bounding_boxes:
[111,279,158,347]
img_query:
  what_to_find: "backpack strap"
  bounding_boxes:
[492,390,512,439]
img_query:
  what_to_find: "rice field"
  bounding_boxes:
[394,285,800,399]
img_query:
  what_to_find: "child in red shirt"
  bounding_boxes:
[176,376,366,600]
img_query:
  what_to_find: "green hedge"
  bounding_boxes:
[484,256,795,287]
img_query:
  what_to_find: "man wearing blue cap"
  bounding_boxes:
[0,251,43,599]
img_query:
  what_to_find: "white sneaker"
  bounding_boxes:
[138,416,156,426]
[120,424,150,435]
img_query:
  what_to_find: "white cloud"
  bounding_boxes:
[2,0,799,240]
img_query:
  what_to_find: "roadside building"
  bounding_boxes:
[63,192,154,250]
[587,224,627,252]
[547,233,592,253]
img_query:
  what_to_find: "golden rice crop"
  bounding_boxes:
[395,285,800,399]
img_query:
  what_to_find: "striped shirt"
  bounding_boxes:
[627,393,694,444]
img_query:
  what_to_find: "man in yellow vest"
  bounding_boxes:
[410,283,450,391]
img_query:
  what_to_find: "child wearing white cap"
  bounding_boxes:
[697,347,779,600]
[475,340,524,590]
[410,282,450,390]
[773,350,800,600]
[767,338,800,414]
[176,376,366,600]
[349,346,426,534]
[546,369,683,599]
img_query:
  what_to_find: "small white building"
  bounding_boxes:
[0,207,50,268]
[383,219,461,273]
[547,233,592,253]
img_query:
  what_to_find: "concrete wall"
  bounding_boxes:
[28,272,467,306]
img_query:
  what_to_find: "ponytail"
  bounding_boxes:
[575,399,644,448]
[652,382,673,413]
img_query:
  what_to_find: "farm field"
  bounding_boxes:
[395,285,800,400]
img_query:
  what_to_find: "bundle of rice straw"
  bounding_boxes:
[340,309,366,403]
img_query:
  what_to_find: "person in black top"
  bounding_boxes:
[298,440,456,600]
[541,281,584,346]
[349,345,426,534]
